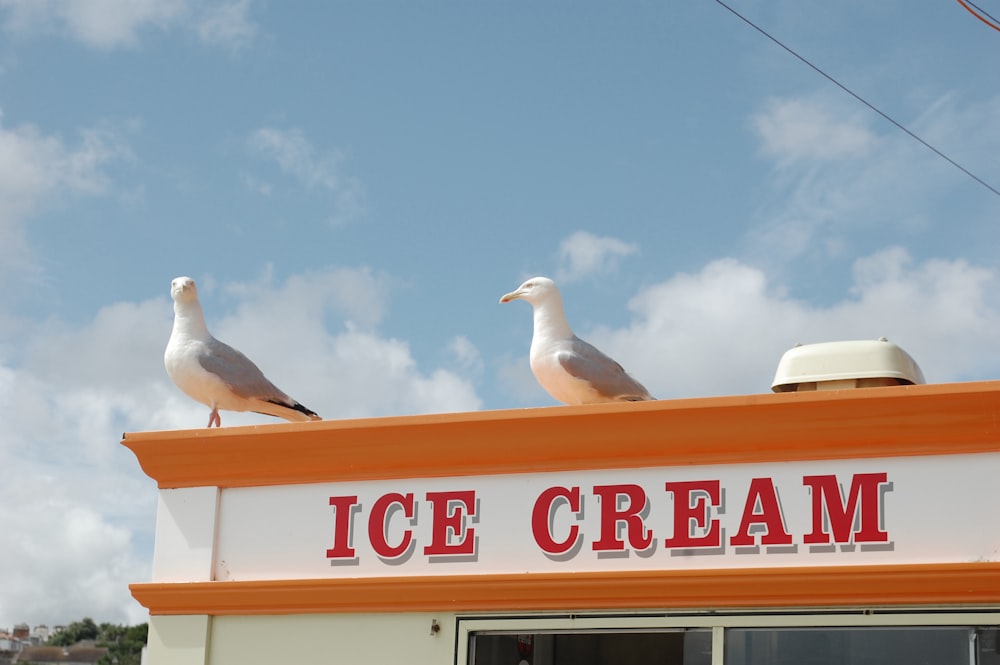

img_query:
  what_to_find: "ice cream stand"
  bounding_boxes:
[123,341,1000,665]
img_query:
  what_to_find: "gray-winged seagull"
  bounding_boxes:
[500,276,654,405]
[164,276,321,427]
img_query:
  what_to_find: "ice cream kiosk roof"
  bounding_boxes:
[123,345,1000,665]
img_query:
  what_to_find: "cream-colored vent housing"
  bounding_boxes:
[771,338,925,393]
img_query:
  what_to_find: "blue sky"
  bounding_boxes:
[1,0,999,630]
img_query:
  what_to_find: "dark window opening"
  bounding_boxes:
[469,626,1000,665]
[470,629,711,665]
[725,627,1000,665]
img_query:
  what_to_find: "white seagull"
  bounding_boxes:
[500,276,654,405]
[164,276,321,427]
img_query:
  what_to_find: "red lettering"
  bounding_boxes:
[423,490,477,556]
[368,492,415,559]
[326,495,360,559]
[803,473,889,544]
[730,477,792,546]
[532,486,583,555]
[665,480,721,548]
[592,484,653,552]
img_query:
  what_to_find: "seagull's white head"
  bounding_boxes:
[499,276,560,306]
[170,276,199,303]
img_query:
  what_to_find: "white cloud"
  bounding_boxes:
[0,113,121,212]
[247,127,367,226]
[219,265,390,330]
[753,95,875,163]
[555,230,639,284]
[247,128,340,189]
[320,328,482,417]
[837,248,1000,381]
[0,111,130,289]
[0,0,186,50]
[197,0,256,53]
[209,268,482,420]
[0,349,164,629]
[0,476,151,628]
[447,335,484,374]
[0,0,258,52]
[585,248,1000,400]
[746,92,1000,267]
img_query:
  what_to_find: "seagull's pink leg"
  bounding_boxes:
[208,407,221,428]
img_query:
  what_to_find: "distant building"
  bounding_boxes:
[0,633,24,665]
[31,625,50,644]
[10,625,28,641]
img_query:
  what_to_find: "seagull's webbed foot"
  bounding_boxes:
[207,407,222,428]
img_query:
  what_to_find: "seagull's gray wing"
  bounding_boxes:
[197,337,292,402]
[558,337,653,401]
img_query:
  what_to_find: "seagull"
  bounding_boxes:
[164,276,321,427]
[500,276,654,405]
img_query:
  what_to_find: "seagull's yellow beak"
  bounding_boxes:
[499,289,522,304]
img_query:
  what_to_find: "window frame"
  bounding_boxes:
[455,609,1000,665]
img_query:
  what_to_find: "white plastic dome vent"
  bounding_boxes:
[771,338,925,393]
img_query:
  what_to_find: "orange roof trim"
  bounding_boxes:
[131,562,1000,615]
[123,381,1000,489]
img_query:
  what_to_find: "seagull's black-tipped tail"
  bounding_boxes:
[288,401,322,421]
[256,398,322,423]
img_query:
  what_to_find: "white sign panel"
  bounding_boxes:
[212,453,1000,581]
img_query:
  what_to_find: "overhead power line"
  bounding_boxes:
[712,0,1000,200]
[956,0,1000,32]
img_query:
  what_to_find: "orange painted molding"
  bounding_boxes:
[122,381,1000,489]
[130,562,1000,615]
